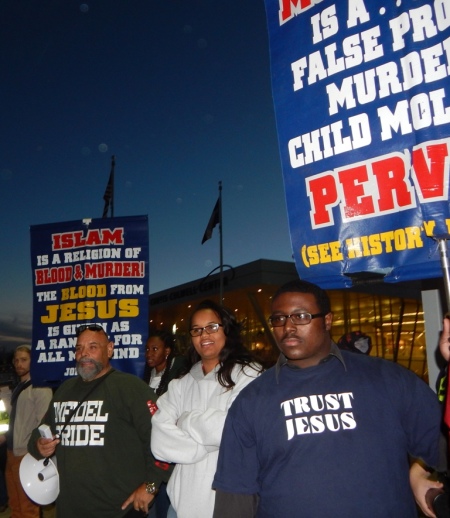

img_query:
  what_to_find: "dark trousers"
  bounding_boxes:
[124,509,148,517]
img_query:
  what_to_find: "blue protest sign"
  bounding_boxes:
[264,0,450,287]
[30,216,149,386]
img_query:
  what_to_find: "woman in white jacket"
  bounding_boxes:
[151,299,263,518]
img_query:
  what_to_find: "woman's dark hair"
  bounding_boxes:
[186,299,263,389]
[144,330,178,396]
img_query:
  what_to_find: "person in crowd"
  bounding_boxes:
[337,330,371,355]
[0,383,13,513]
[28,323,168,518]
[151,300,263,518]
[144,330,187,402]
[212,279,442,518]
[0,345,52,517]
[144,331,187,518]
[0,440,7,513]
[422,316,450,518]
[437,315,450,404]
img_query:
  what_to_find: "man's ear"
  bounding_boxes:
[107,341,114,358]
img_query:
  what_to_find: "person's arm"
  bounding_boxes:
[121,377,166,513]
[440,316,450,362]
[409,461,442,518]
[151,379,209,464]
[213,385,260,516]
[213,490,259,518]
[122,452,172,513]
[32,387,53,424]
[27,396,56,459]
[121,485,154,515]
[26,387,56,457]
[397,366,442,469]
[176,365,259,452]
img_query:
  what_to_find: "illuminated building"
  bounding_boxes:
[149,259,444,383]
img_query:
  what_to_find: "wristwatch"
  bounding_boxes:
[145,482,158,495]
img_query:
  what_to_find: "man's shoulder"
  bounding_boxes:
[74,371,153,409]
[344,351,418,377]
[109,369,149,387]
[343,352,434,396]
[233,362,263,380]
[55,370,147,388]
[56,376,79,389]
[29,381,52,391]
[29,384,53,396]
[234,366,276,396]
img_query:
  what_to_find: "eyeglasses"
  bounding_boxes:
[76,323,107,337]
[189,323,223,337]
[268,312,326,327]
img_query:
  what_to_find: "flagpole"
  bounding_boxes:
[218,181,223,305]
[110,155,115,218]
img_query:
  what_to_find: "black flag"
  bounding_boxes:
[201,197,220,244]
[102,156,115,218]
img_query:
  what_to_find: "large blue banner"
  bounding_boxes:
[30,215,149,386]
[264,0,450,287]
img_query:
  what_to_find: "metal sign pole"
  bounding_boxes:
[438,239,450,313]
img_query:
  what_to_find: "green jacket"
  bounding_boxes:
[28,369,168,518]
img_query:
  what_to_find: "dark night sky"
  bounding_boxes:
[0,1,294,348]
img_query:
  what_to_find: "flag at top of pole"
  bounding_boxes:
[102,155,115,218]
[201,181,224,304]
[201,183,222,244]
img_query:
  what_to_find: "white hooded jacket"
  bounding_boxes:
[151,361,261,518]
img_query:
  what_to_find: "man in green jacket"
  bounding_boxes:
[28,324,167,518]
